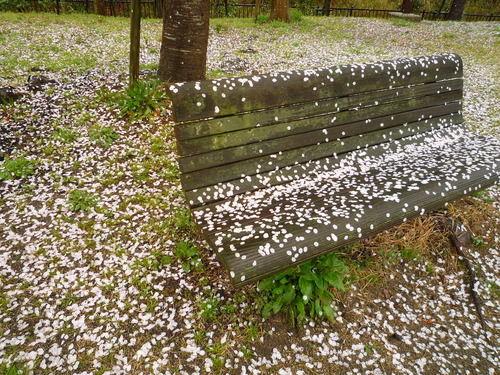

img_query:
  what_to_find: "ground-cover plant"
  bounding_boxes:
[118,79,168,120]
[175,241,204,273]
[88,124,119,147]
[51,127,80,143]
[0,156,36,180]
[0,13,498,375]
[258,251,348,326]
[67,189,99,211]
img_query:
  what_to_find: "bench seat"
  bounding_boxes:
[168,53,500,287]
[191,124,499,285]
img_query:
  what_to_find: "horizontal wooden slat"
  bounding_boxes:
[184,121,471,208]
[181,123,437,207]
[180,113,462,191]
[175,79,463,142]
[168,53,463,122]
[178,95,462,173]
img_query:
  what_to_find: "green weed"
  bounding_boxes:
[400,247,420,260]
[472,190,494,204]
[258,251,347,326]
[255,14,269,24]
[290,9,303,22]
[0,157,37,180]
[68,189,99,212]
[119,79,168,120]
[52,127,80,143]
[88,125,119,147]
[471,235,485,248]
[364,342,379,355]
[175,241,203,273]
[0,362,28,374]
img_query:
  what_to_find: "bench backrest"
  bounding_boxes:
[168,53,463,209]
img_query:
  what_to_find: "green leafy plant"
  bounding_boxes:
[255,14,269,24]
[258,251,348,326]
[118,79,168,120]
[88,125,119,147]
[290,9,303,22]
[52,127,80,143]
[472,190,494,204]
[175,241,203,273]
[68,189,99,212]
[364,342,379,355]
[0,157,37,180]
[471,235,485,248]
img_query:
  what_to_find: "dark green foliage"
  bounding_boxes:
[258,251,348,326]
[119,79,168,120]
[175,241,203,273]
[52,127,80,143]
[0,0,30,12]
[68,189,99,212]
[88,125,119,147]
[0,157,37,180]
[290,9,303,22]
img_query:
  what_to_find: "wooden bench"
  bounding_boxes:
[168,53,500,287]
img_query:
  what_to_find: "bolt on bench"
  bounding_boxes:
[168,53,500,287]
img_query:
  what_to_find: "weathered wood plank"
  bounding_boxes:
[183,121,469,208]
[174,79,463,141]
[169,53,463,122]
[177,89,462,159]
[178,100,461,173]
[180,113,462,191]
[205,148,499,285]
[225,172,497,286]
[191,126,490,233]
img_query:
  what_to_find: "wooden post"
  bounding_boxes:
[129,0,141,88]
[224,0,229,17]
[56,0,60,15]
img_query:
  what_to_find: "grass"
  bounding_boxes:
[0,12,498,375]
[0,157,37,180]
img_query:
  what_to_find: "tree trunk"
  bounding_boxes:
[254,0,262,22]
[269,0,291,22]
[157,0,211,83]
[447,0,467,20]
[154,0,163,18]
[402,0,415,13]
[94,0,106,15]
[323,0,331,16]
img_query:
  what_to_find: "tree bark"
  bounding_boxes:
[323,0,331,16]
[94,0,106,15]
[447,0,467,20]
[158,0,211,83]
[402,0,415,13]
[269,0,291,22]
[254,0,262,22]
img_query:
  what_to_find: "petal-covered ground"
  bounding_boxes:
[0,13,498,374]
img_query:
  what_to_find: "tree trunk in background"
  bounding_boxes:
[323,0,331,16]
[94,0,106,15]
[158,0,211,82]
[254,0,262,22]
[154,0,163,18]
[269,0,291,22]
[447,0,467,20]
[402,0,415,13]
